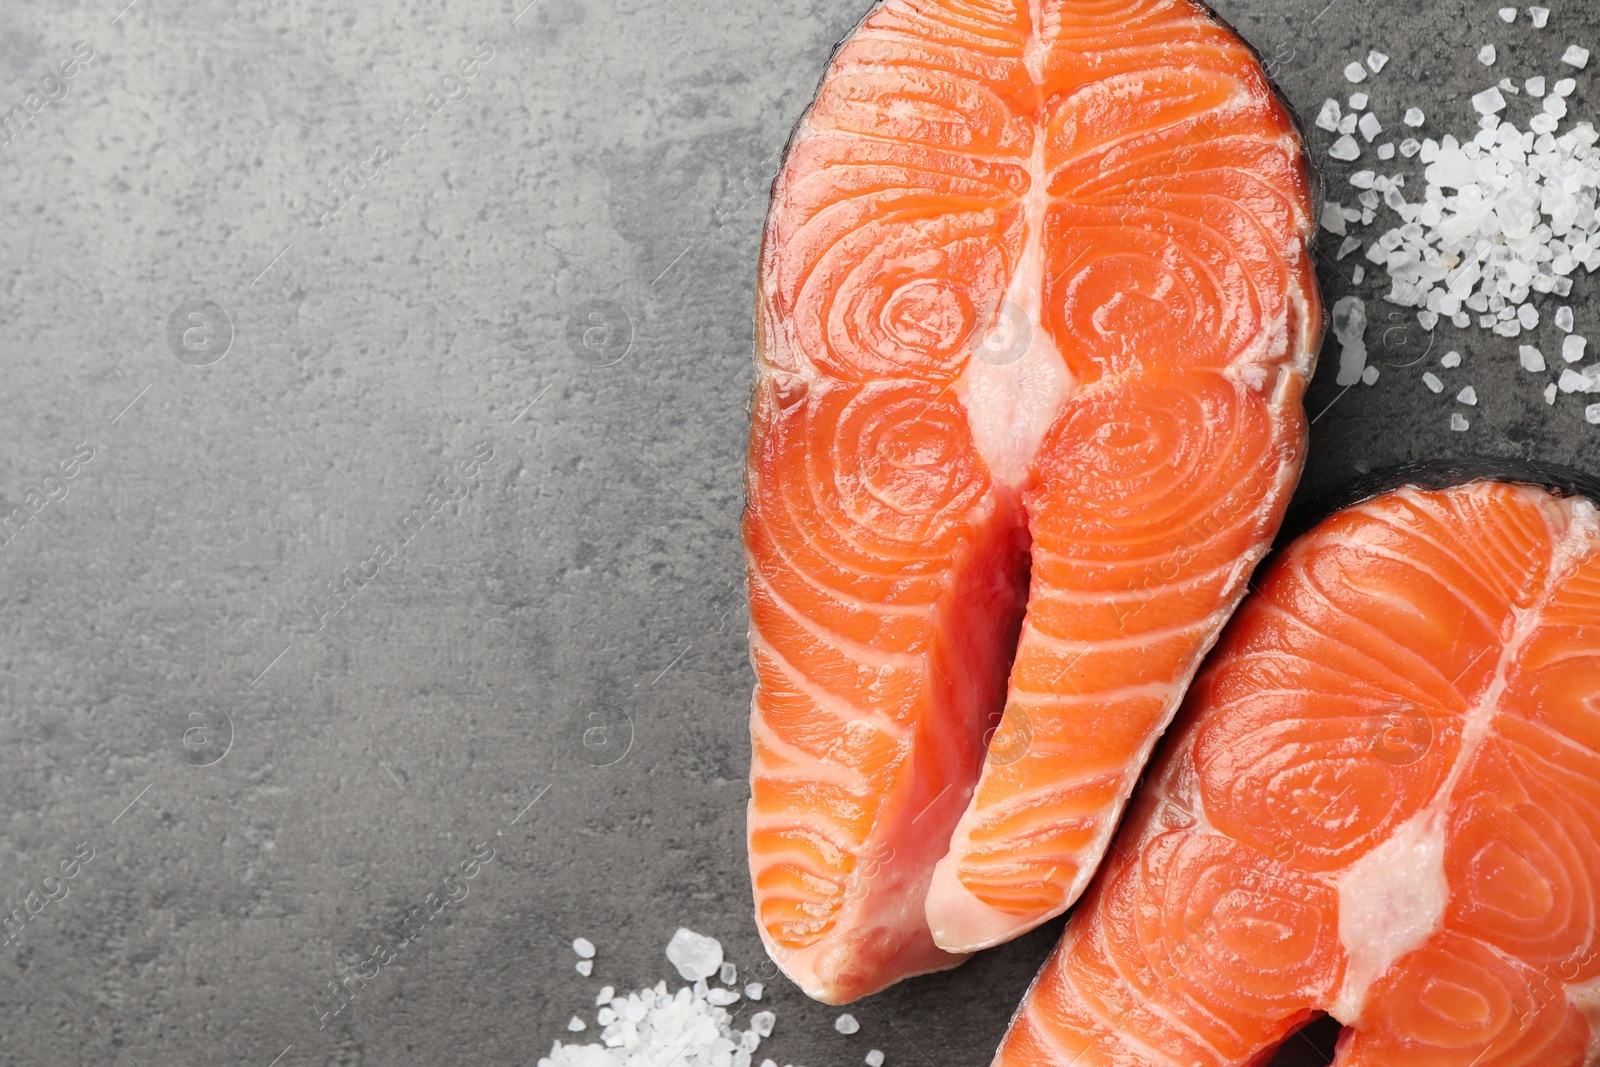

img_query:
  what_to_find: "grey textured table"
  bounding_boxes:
[0,0,1595,1064]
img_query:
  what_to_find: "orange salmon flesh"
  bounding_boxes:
[996,481,1600,1067]
[743,0,1320,1002]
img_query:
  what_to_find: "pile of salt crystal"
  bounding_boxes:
[1310,19,1600,423]
[541,929,886,1067]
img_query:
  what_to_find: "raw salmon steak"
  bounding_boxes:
[742,0,1320,1001]
[995,478,1600,1067]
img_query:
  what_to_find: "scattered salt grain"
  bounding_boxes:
[1530,6,1550,28]
[1352,264,1365,284]
[596,986,615,1005]
[1361,364,1380,385]
[1521,345,1548,372]
[1442,351,1461,368]
[1423,371,1444,393]
[1345,62,1368,84]
[1316,99,1342,132]
[574,938,597,959]
[1349,92,1369,111]
[1358,113,1383,141]
[1548,383,1559,404]
[744,982,764,1001]
[1378,143,1396,160]
[1479,44,1497,66]
[1555,77,1577,96]
[1563,45,1591,70]
[1332,296,1369,387]
[866,1053,886,1067]
[1451,413,1470,431]
[1527,76,1547,96]
[1588,403,1600,424]
[665,928,724,982]
[1457,385,1478,405]
[568,1016,587,1032]
[576,960,594,976]
[706,987,740,1006]
[752,1011,777,1037]
[1566,336,1590,363]
[1329,135,1362,161]
[1560,368,1591,392]
[1557,307,1576,333]
[1403,107,1425,127]
[720,962,738,985]
[836,1014,862,1036]
[1338,236,1362,259]
[1471,86,1507,114]
[1498,6,1517,20]
[1367,50,1389,73]
[1339,112,1358,135]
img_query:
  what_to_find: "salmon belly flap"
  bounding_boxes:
[743,0,1319,1002]
[996,481,1600,1067]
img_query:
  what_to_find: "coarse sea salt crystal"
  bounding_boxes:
[1530,6,1550,28]
[1479,44,1497,66]
[1317,99,1342,131]
[720,962,738,985]
[1378,143,1396,160]
[1563,45,1591,69]
[866,1053,886,1067]
[1566,336,1590,363]
[1352,264,1365,284]
[596,986,615,1005]
[744,982,764,1001]
[1521,345,1547,372]
[1557,307,1575,333]
[1548,383,1559,404]
[1332,296,1369,387]
[1345,61,1368,83]
[665,928,724,981]
[751,1011,777,1037]
[1527,76,1547,96]
[1588,403,1600,424]
[836,1014,862,1035]
[1358,113,1383,141]
[1471,86,1507,114]
[1350,92,1369,110]
[1560,368,1591,392]
[574,938,597,959]
[1330,135,1362,161]
[576,960,594,976]
[1441,351,1461,368]
[1555,77,1577,96]
[568,1016,587,1032]
[1498,6,1517,19]
[1404,107,1425,127]
[1457,385,1478,405]
[1423,371,1444,393]
[1367,50,1389,73]
[1452,413,1471,430]
[1361,365,1380,385]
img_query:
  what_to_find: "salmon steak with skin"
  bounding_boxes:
[742,0,1320,1002]
[996,478,1600,1067]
